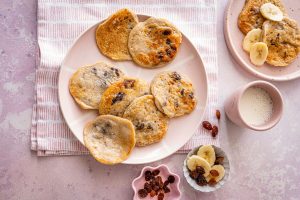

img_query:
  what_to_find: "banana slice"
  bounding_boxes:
[187,155,211,177]
[206,165,225,183]
[243,28,262,52]
[260,3,283,22]
[197,145,216,166]
[250,42,268,66]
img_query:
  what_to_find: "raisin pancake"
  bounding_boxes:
[238,0,286,35]
[83,115,135,165]
[123,95,169,147]
[262,17,300,66]
[99,77,150,116]
[96,8,139,60]
[151,71,197,118]
[69,62,125,109]
[128,17,182,68]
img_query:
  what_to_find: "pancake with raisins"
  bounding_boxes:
[123,95,169,147]
[83,115,135,165]
[238,0,286,35]
[69,62,125,109]
[99,77,149,116]
[262,17,300,66]
[151,71,197,118]
[128,17,182,68]
[96,8,139,60]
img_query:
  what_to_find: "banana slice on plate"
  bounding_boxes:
[260,3,283,22]
[243,28,262,52]
[187,155,211,177]
[206,165,225,183]
[197,145,216,166]
[250,42,268,66]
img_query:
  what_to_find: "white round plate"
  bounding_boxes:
[225,0,300,81]
[58,15,208,164]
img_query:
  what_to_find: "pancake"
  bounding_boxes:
[262,17,300,66]
[123,95,169,147]
[99,77,150,116]
[83,115,135,165]
[69,62,125,109]
[128,17,182,68]
[151,71,197,118]
[238,0,286,35]
[96,8,139,60]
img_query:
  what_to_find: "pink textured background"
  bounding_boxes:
[1,0,300,199]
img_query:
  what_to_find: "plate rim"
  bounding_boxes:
[224,0,300,82]
[58,14,208,164]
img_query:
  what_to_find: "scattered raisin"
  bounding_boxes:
[171,72,181,81]
[150,190,156,197]
[153,185,160,192]
[215,157,224,165]
[155,176,163,185]
[167,175,175,183]
[144,182,152,193]
[210,170,219,177]
[180,89,185,96]
[163,185,170,193]
[138,189,148,198]
[208,178,217,186]
[189,92,194,99]
[189,170,199,179]
[163,180,169,186]
[145,170,152,181]
[170,44,177,51]
[202,121,212,130]
[124,79,135,88]
[136,122,145,130]
[163,29,171,35]
[166,48,172,57]
[196,175,208,186]
[196,166,205,175]
[211,125,218,137]
[147,124,153,130]
[216,110,221,120]
[166,38,171,45]
[158,193,164,200]
[152,169,160,176]
[111,92,124,105]
[157,52,164,59]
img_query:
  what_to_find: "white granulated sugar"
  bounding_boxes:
[240,87,273,126]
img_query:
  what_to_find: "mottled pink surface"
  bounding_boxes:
[1,0,300,200]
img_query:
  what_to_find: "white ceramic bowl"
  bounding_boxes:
[183,145,230,192]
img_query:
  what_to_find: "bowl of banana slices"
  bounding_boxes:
[183,145,230,192]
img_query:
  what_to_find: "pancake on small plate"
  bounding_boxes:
[151,71,197,118]
[96,8,139,60]
[262,17,300,66]
[69,62,125,109]
[128,17,182,68]
[99,77,149,116]
[83,115,135,165]
[123,95,169,147]
[238,0,286,35]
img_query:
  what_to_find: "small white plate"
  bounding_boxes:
[58,15,208,164]
[225,0,300,81]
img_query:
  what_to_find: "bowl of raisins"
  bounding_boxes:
[183,145,230,192]
[132,165,181,200]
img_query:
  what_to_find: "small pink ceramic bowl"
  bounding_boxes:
[224,80,283,131]
[132,165,181,200]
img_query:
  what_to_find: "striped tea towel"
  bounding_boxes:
[31,0,219,156]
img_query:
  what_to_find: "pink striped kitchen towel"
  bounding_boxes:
[31,0,219,156]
